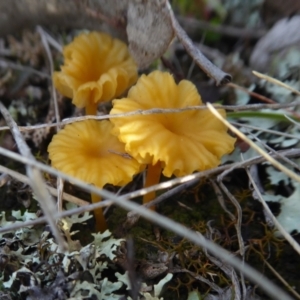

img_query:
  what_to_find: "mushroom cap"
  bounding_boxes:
[110,71,236,177]
[53,31,138,109]
[48,120,141,187]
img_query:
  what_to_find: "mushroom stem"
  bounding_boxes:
[143,161,162,210]
[91,193,107,232]
[85,103,98,115]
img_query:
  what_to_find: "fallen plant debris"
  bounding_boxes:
[1,1,300,300]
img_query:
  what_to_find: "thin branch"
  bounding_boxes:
[166,1,231,85]
[1,145,300,205]
[0,101,299,133]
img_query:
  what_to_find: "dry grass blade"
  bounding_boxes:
[0,102,67,250]
[253,70,300,96]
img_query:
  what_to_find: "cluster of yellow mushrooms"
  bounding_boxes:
[48,31,236,231]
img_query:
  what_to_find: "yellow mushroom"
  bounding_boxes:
[110,71,236,209]
[53,31,138,115]
[48,120,141,231]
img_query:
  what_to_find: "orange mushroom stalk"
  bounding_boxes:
[48,120,141,231]
[110,71,236,209]
[53,31,138,115]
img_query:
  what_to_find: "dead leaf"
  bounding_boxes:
[126,0,174,68]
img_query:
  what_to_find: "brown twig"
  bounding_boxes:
[1,100,298,133]
[167,2,231,85]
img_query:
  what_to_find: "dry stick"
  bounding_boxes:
[0,164,89,207]
[0,102,66,250]
[245,167,300,256]
[166,1,231,85]
[0,148,294,299]
[1,144,300,210]
[37,26,64,212]
[0,100,299,133]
